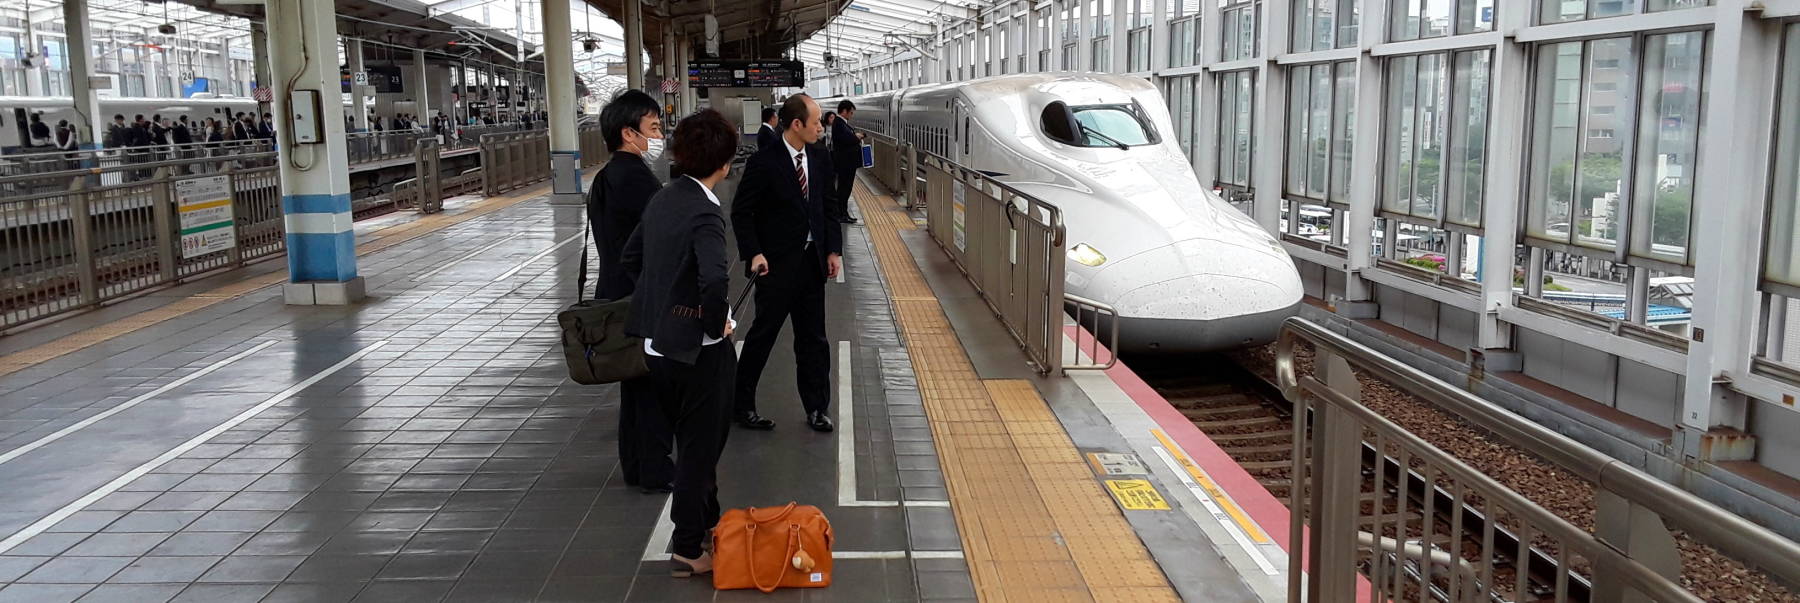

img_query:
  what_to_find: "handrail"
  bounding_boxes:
[0,151,279,185]
[1275,317,1800,598]
[1063,293,1118,371]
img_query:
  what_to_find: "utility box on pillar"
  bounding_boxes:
[268,0,363,305]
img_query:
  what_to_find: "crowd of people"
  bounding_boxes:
[589,90,865,578]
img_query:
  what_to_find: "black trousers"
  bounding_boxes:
[832,167,857,221]
[648,342,736,559]
[734,249,830,415]
[617,375,672,489]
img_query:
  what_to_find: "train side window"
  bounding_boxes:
[1041,101,1080,145]
[962,117,970,156]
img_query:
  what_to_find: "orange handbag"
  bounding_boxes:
[712,503,835,592]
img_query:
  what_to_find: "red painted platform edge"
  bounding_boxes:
[1063,326,1294,551]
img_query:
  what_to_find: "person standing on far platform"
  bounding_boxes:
[619,108,740,578]
[756,107,779,151]
[830,100,864,225]
[589,89,673,493]
[730,94,842,432]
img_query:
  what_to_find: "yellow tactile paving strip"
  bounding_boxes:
[0,178,574,378]
[854,179,1179,603]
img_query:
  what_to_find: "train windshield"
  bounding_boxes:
[1041,101,1159,149]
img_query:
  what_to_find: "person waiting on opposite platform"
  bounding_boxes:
[589,89,673,494]
[619,108,741,578]
[756,107,779,152]
[729,94,843,433]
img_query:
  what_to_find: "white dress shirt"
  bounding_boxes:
[644,176,734,357]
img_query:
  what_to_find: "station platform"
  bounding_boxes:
[0,170,1291,602]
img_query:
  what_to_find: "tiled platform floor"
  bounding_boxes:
[0,178,970,602]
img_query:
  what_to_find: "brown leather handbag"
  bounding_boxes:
[712,503,834,592]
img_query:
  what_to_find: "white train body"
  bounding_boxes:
[852,73,1301,353]
[0,95,261,151]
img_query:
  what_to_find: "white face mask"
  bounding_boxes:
[642,137,665,161]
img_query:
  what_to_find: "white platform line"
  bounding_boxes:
[1151,446,1279,575]
[837,340,856,508]
[641,495,676,562]
[491,233,582,281]
[411,233,522,281]
[0,340,390,556]
[0,340,279,468]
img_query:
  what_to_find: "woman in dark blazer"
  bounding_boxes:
[619,108,740,578]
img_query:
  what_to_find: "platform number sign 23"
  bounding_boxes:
[175,175,237,259]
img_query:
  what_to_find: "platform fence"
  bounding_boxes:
[862,132,917,209]
[918,152,1066,374]
[1276,317,1800,603]
[0,152,282,330]
[479,130,551,197]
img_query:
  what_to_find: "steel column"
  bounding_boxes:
[347,39,368,131]
[624,0,644,90]
[543,0,583,205]
[268,0,362,304]
[1248,0,1290,233]
[62,0,103,150]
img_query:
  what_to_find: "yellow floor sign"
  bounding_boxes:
[1104,479,1171,510]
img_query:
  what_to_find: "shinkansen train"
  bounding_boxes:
[850,73,1302,353]
[0,95,260,151]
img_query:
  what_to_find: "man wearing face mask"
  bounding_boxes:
[589,89,673,492]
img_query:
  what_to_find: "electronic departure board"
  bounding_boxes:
[687,60,805,88]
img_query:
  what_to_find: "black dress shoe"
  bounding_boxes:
[736,411,775,430]
[838,216,859,224]
[807,411,835,432]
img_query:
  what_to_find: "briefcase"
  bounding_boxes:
[713,503,834,592]
[558,221,649,385]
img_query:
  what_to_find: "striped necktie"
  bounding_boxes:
[795,152,808,201]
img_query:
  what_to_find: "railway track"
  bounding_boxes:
[1131,353,1577,602]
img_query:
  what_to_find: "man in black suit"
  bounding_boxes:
[619,108,739,577]
[589,89,671,493]
[756,107,779,151]
[829,100,863,224]
[730,94,842,432]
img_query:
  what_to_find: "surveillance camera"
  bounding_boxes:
[157,23,177,34]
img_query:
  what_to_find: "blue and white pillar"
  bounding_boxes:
[269,0,363,305]
[543,0,584,205]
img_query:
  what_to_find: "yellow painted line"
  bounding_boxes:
[0,174,579,378]
[1103,480,1170,511]
[179,198,233,211]
[1150,429,1271,544]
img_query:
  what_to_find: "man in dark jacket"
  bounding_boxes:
[27,113,51,148]
[729,94,843,432]
[104,114,128,149]
[589,89,672,493]
[618,108,739,576]
[756,107,779,151]
[829,100,863,224]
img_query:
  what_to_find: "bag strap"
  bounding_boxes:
[746,524,802,594]
[576,181,600,300]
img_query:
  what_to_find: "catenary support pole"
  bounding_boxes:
[542,0,584,205]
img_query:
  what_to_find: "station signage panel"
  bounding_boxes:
[687,60,804,88]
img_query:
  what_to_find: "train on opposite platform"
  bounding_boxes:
[0,95,261,152]
[849,73,1301,353]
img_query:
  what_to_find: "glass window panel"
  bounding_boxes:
[1331,62,1357,202]
[1218,70,1255,186]
[1574,37,1632,251]
[1632,31,1706,264]
[1421,0,1450,38]
[1307,64,1332,199]
[1591,0,1635,19]
[1392,0,1423,41]
[1288,65,1314,196]
[1648,0,1711,11]
[1768,25,1800,287]
[1447,50,1492,227]
[1456,0,1495,33]
[1338,0,1360,48]
[1540,0,1584,24]
[1415,53,1447,220]
[1385,55,1419,214]
[1529,42,1585,241]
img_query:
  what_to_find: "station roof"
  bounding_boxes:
[792,0,988,72]
[164,0,546,73]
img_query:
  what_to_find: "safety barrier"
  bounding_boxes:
[1062,294,1118,371]
[479,131,551,197]
[1276,317,1800,603]
[345,130,431,165]
[918,152,1066,374]
[0,152,283,330]
[862,132,917,209]
[579,126,605,169]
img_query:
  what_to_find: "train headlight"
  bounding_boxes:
[1069,243,1107,267]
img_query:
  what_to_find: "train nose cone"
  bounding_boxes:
[1089,237,1302,353]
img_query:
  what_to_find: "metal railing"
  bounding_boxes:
[2,140,275,194]
[1275,317,1800,603]
[345,130,432,165]
[480,130,551,197]
[1,152,283,330]
[578,125,605,169]
[863,132,917,209]
[919,152,1066,374]
[1063,293,1119,371]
